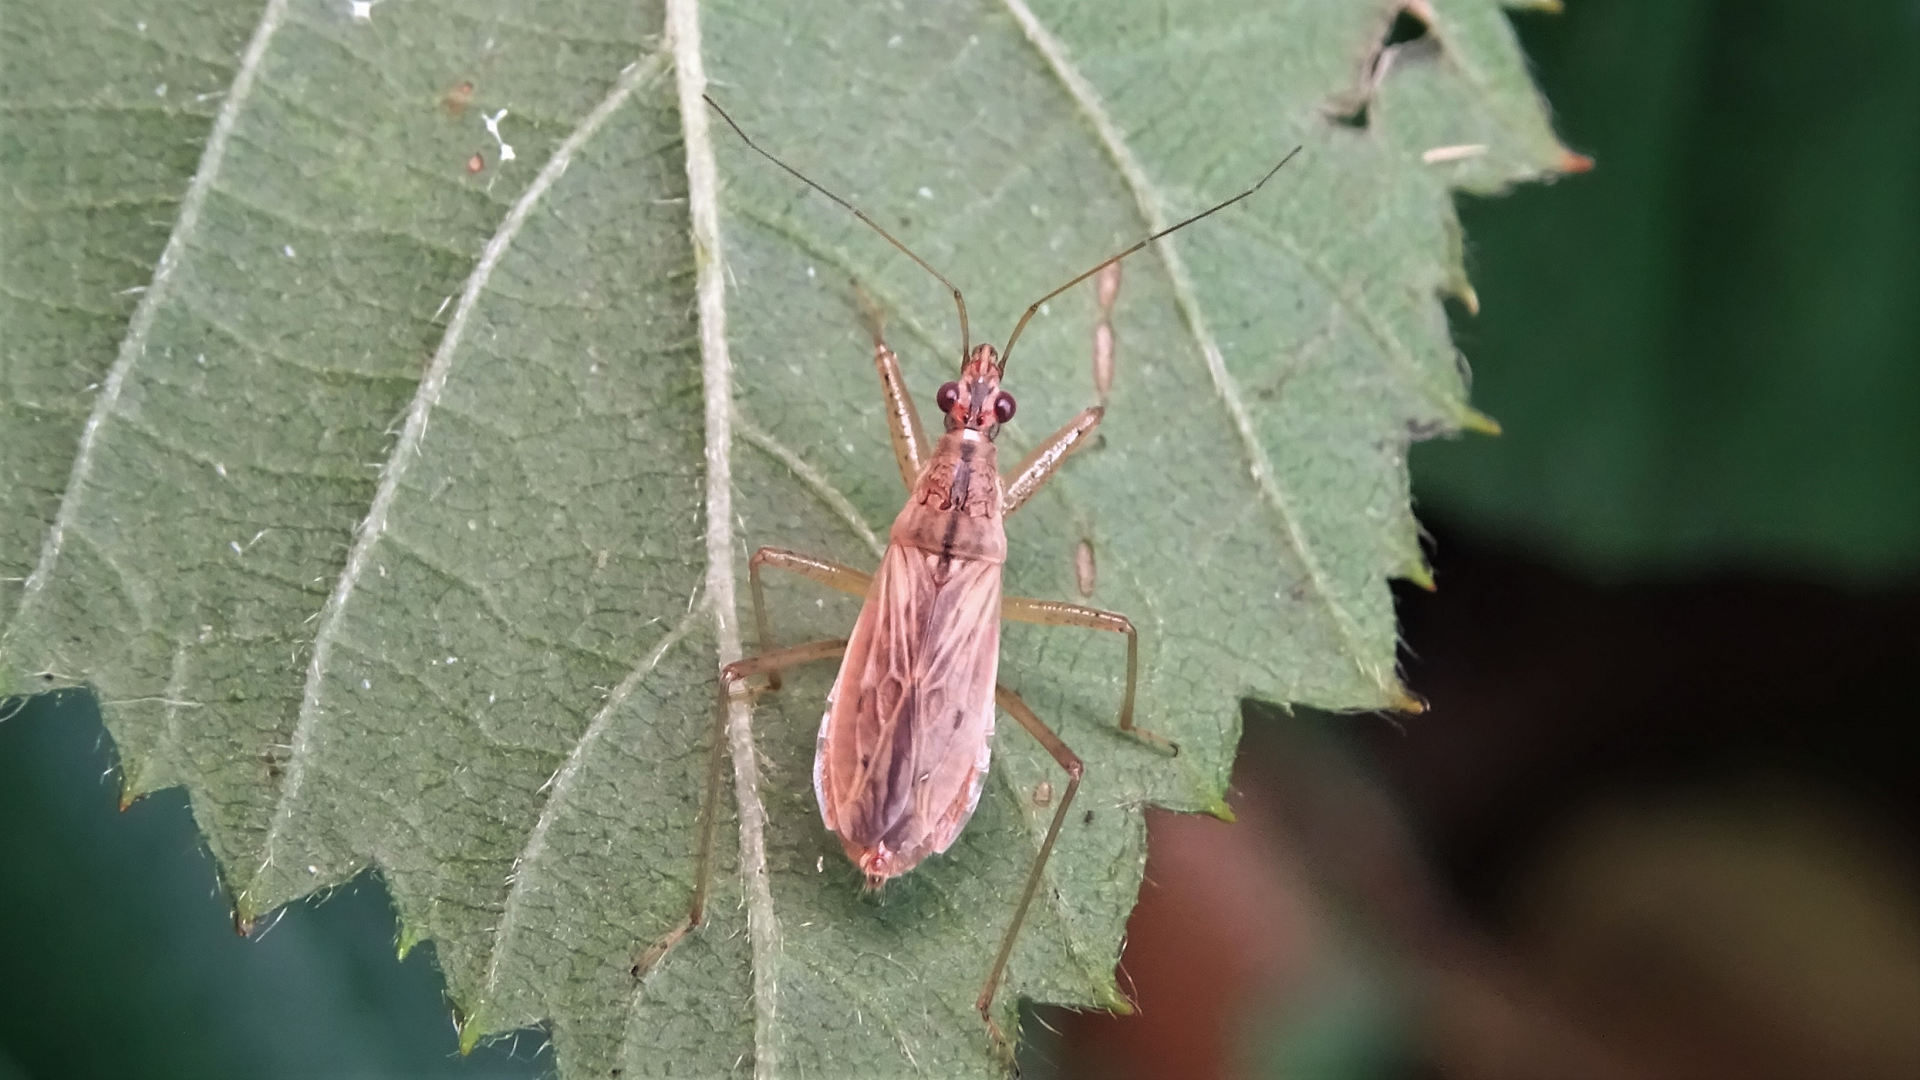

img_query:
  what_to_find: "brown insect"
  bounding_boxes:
[658,95,1298,1057]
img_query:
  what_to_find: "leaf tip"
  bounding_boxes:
[116,773,144,811]
[1462,408,1503,436]
[1387,685,1428,715]
[1402,562,1437,592]
[1452,281,1481,316]
[1203,794,1237,824]
[1558,149,1595,175]
[397,924,421,960]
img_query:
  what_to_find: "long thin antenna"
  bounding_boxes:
[999,145,1303,372]
[703,94,971,362]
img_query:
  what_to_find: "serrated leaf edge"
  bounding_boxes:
[999,0,1399,699]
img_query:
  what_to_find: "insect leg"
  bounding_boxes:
[699,639,847,916]
[1001,407,1103,516]
[636,637,850,982]
[747,547,871,689]
[976,684,1085,1061]
[877,345,930,491]
[1000,596,1175,754]
[854,283,930,491]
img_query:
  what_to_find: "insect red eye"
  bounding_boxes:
[936,382,961,412]
[994,393,1017,423]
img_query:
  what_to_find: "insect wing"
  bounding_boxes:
[815,542,1001,879]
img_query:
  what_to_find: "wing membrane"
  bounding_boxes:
[814,543,1001,879]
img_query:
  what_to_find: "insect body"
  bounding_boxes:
[719,329,1145,1054]
[644,94,1297,1060]
[818,343,1013,883]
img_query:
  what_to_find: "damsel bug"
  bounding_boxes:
[652,95,1299,1057]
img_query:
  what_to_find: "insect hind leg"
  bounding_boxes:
[1001,595,1175,754]
[976,684,1085,1065]
[634,637,848,984]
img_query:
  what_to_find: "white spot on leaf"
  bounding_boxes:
[483,109,516,163]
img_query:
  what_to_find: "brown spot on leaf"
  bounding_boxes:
[444,80,475,115]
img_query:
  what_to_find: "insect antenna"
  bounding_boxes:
[703,94,972,363]
[998,145,1303,372]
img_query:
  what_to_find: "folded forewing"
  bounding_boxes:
[815,543,1001,876]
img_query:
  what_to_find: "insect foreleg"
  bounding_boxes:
[854,282,931,491]
[976,684,1085,1063]
[1001,596,1175,754]
[875,341,929,491]
[1001,406,1103,516]
[747,547,872,689]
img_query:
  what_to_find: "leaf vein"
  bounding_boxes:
[999,0,1385,692]
[3,0,293,655]
[476,604,705,1011]
[734,408,885,559]
[1233,211,1462,420]
[250,46,674,908]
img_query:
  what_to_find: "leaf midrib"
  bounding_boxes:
[666,1,785,1075]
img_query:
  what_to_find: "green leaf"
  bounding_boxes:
[1,0,1573,1075]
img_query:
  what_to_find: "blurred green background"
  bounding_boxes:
[1418,0,1918,579]
[3,1,1916,1078]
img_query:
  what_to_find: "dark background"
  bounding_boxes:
[4,2,1916,1077]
